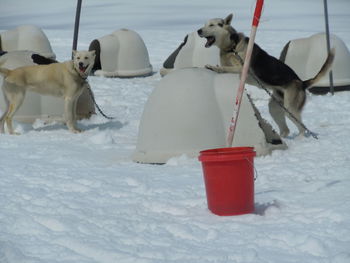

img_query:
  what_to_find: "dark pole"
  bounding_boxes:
[323,0,334,95]
[72,0,83,58]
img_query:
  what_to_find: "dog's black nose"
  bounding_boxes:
[197,29,202,35]
[79,62,84,67]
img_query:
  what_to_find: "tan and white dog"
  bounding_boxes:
[198,14,335,137]
[0,50,95,134]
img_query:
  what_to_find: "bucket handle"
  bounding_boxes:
[245,158,258,181]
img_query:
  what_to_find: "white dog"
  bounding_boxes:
[198,14,334,137]
[0,50,95,134]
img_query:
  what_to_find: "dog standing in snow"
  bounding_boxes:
[197,14,334,137]
[0,50,95,134]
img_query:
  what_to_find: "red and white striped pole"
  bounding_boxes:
[226,0,264,147]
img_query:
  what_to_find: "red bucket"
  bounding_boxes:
[198,147,256,216]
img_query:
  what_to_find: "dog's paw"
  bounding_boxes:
[205,64,226,73]
[205,64,218,72]
[70,128,82,134]
[280,129,290,138]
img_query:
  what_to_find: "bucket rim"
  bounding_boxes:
[199,147,255,155]
[198,147,256,162]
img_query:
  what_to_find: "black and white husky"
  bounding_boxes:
[197,14,335,137]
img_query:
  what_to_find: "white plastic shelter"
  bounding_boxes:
[89,29,153,77]
[0,25,56,59]
[280,33,350,94]
[160,32,220,76]
[0,51,95,123]
[133,68,286,164]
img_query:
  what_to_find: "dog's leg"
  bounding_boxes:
[283,87,306,137]
[73,97,78,122]
[268,90,290,137]
[72,85,86,121]
[64,97,81,133]
[0,89,9,133]
[286,110,305,137]
[6,97,25,135]
[5,103,17,135]
[205,64,241,74]
[1,84,25,135]
[0,107,8,134]
[206,53,243,73]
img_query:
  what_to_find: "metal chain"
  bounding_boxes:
[87,85,115,120]
[232,51,318,139]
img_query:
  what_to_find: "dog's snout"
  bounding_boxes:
[197,29,202,36]
[79,62,84,67]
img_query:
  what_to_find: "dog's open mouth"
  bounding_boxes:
[205,36,215,48]
[79,64,89,73]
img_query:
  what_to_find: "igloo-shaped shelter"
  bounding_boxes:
[160,32,220,76]
[132,68,286,164]
[279,33,350,94]
[0,51,95,123]
[0,25,56,59]
[89,29,153,77]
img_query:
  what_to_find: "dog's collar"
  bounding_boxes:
[227,47,237,54]
[223,44,238,54]
[226,36,245,56]
[226,47,240,57]
[80,74,88,81]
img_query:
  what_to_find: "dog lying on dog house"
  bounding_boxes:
[0,50,96,134]
[197,14,335,137]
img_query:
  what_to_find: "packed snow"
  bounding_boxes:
[1,0,350,262]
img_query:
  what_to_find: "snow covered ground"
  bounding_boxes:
[1,0,350,262]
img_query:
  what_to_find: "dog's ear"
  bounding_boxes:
[72,50,77,58]
[224,13,233,25]
[90,50,96,56]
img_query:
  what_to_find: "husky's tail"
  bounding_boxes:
[302,48,335,90]
[0,59,10,76]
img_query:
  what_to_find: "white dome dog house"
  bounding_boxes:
[0,25,56,59]
[0,51,95,123]
[133,68,286,164]
[89,29,153,77]
[279,33,350,94]
[160,32,220,77]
